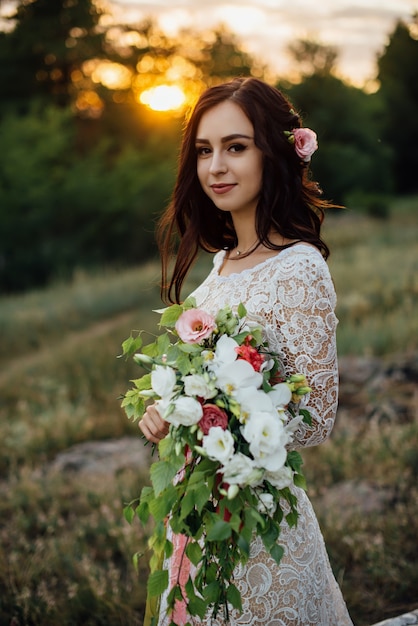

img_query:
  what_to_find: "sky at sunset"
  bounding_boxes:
[113,0,418,86]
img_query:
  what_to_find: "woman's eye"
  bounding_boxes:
[196,146,211,156]
[229,143,246,153]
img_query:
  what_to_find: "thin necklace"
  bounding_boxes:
[233,240,260,256]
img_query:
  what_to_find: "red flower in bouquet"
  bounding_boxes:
[199,403,229,435]
[235,341,265,372]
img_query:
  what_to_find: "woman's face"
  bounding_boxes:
[195,100,263,219]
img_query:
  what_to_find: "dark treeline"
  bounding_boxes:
[0,0,417,293]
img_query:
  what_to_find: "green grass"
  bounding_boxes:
[0,196,417,625]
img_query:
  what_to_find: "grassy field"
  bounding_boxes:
[0,197,417,625]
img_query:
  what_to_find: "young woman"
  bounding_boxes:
[139,77,353,626]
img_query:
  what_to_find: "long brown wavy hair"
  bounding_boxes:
[157,77,337,303]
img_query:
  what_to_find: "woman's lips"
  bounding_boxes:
[210,184,236,195]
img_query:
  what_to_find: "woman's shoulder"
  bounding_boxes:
[277,242,330,273]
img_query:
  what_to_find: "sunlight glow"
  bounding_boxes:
[91,61,132,90]
[139,84,187,111]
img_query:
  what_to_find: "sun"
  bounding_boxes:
[139,84,187,112]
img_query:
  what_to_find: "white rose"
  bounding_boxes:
[236,387,275,422]
[264,465,293,490]
[167,396,203,427]
[216,360,263,396]
[202,426,234,463]
[269,382,292,408]
[242,412,288,471]
[151,365,176,398]
[257,491,277,514]
[183,374,216,399]
[242,411,286,457]
[221,452,263,486]
[207,334,238,374]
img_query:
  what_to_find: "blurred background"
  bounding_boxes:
[0,1,417,625]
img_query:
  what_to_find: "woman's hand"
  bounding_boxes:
[139,403,169,444]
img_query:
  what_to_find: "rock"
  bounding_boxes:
[317,479,393,522]
[371,609,418,625]
[49,436,153,477]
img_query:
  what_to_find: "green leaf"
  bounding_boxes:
[150,461,179,497]
[260,518,279,550]
[149,484,178,521]
[299,408,312,425]
[269,543,285,565]
[137,487,154,524]
[175,352,193,376]
[164,539,173,558]
[193,484,211,514]
[237,302,247,318]
[203,580,221,603]
[206,520,232,541]
[158,435,176,460]
[121,333,142,358]
[121,389,145,421]
[178,343,201,354]
[185,578,207,618]
[286,510,299,528]
[245,506,264,529]
[187,594,208,619]
[293,473,307,490]
[157,332,172,354]
[147,569,169,597]
[182,296,197,310]
[186,540,203,566]
[227,583,243,610]
[180,489,197,519]
[132,373,152,391]
[160,304,183,328]
[286,450,304,474]
[143,341,159,357]
[236,534,250,559]
[123,505,135,524]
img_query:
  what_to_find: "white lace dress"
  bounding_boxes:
[158,244,353,626]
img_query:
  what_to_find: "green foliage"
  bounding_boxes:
[0,0,106,112]
[0,105,176,292]
[377,17,418,193]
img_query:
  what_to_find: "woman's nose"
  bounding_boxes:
[209,150,227,175]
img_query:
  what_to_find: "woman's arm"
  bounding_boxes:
[273,250,339,448]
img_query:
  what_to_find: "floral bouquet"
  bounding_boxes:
[121,298,312,625]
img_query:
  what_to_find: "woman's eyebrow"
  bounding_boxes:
[195,133,254,144]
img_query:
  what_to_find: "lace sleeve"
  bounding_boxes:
[271,249,339,448]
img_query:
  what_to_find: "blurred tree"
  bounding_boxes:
[284,40,394,206]
[0,0,107,114]
[0,105,176,292]
[377,16,418,193]
[288,38,338,77]
[195,26,264,83]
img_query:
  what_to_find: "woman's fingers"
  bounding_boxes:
[139,404,169,444]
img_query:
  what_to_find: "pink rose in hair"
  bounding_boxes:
[293,128,318,162]
[175,308,216,344]
[199,403,228,435]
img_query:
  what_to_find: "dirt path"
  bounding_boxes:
[0,310,136,388]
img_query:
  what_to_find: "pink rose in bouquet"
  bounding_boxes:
[175,308,216,343]
[199,403,229,435]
